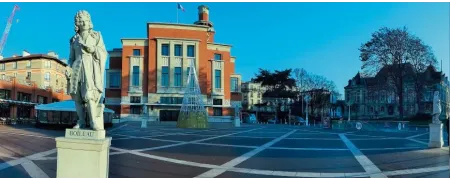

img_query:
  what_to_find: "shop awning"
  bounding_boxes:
[35,100,114,113]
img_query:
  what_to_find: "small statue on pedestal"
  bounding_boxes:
[432,91,441,124]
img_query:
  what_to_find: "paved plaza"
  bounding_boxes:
[0,122,447,178]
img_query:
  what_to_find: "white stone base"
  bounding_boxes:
[428,123,444,148]
[141,118,148,128]
[56,129,111,178]
[234,118,241,127]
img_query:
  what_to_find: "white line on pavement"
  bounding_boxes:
[339,134,387,178]
[383,165,449,177]
[21,160,49,178]
[0,132,54,139]
[0,148,56,178]
[406,132,429,139]
[407,138,428,145]
[359,147,425,151]
[131,127,265,152]
[107,124,128,133]
[268,147,348,151]
[196,129,297,178]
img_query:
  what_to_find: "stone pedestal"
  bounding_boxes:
[428,123,444,148]
[234,118,240,127]
[141,118,148,128]
[56,129,111,178]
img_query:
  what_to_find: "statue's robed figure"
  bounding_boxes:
[65,10,107,130]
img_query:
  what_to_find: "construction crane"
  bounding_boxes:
[0,5,19,57]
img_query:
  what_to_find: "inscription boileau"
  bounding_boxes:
[69,130,94,137]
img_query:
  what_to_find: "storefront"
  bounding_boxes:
[35,100,115,127]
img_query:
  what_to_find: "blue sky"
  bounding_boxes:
[0,2,448,95]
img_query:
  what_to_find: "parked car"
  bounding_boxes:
[290,116,306,125]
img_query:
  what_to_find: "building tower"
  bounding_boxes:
[194,5,213,28]
[177,58,208,129]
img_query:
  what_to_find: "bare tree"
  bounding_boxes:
[407,38,438,114]
[359,27,435,120]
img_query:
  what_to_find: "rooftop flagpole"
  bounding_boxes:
[176,3,179,24]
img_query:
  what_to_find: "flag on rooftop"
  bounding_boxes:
[177,3,185,12]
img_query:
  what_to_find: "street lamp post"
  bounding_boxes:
[304,95,311,126]
[347,101,353,121]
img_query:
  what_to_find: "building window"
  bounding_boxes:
[214,53,222,60]
[45,61,51,68]
[133,49,141,56]
[130,96,141,103]
[215,70,221,88]
[0,64,4,70]
[174,67,182,87]
[17,92,31,102]
[26,60,31,68]
[109,72,121,88]
[162,44,169,56]
[130,105,141,114]
[0,89,11,100]
[37,95,48,104]
[12,62,17,69]
[174,44,182,57]
[26,72,31,80]
[1,74,4,80]
[160,97,183,104]
[213,108,222,116]
[13,73,16,77]
[231,77,239,92]
[56,76,59,86]
[132,66,139,86]
[56,64,59,71]
[161,66,169,87]
[213,99,222,105]
[187,45,195,57]
[44,72,50,81]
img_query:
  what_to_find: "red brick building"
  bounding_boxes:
[105,5,242,121]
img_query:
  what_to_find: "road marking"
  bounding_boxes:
[407,138,428,145]
[359,147,425,151]
[0,148,56,178]
[350,137,407,141]
[383,165,449,176]
[339,134,387,178]
[131,127,265,152]
[112,146,370,178]
[196,129,297,178]
[269,147,348,151]
[406,132,429,139]
[107,124,128,133]
[0,132,54,139]
[407,138,449,152]
[344,134,391,138]
[21,160,49,178]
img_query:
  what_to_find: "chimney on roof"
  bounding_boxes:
[61,59,68,64]
[194,5,213,28]
[47,51,59,59]
[22,50,30,57]
[12,54,17,58]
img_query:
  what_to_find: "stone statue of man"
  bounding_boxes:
[432,91,441,124]
[65,10,107,131]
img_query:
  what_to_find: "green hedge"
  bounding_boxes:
[177,112,208,129]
